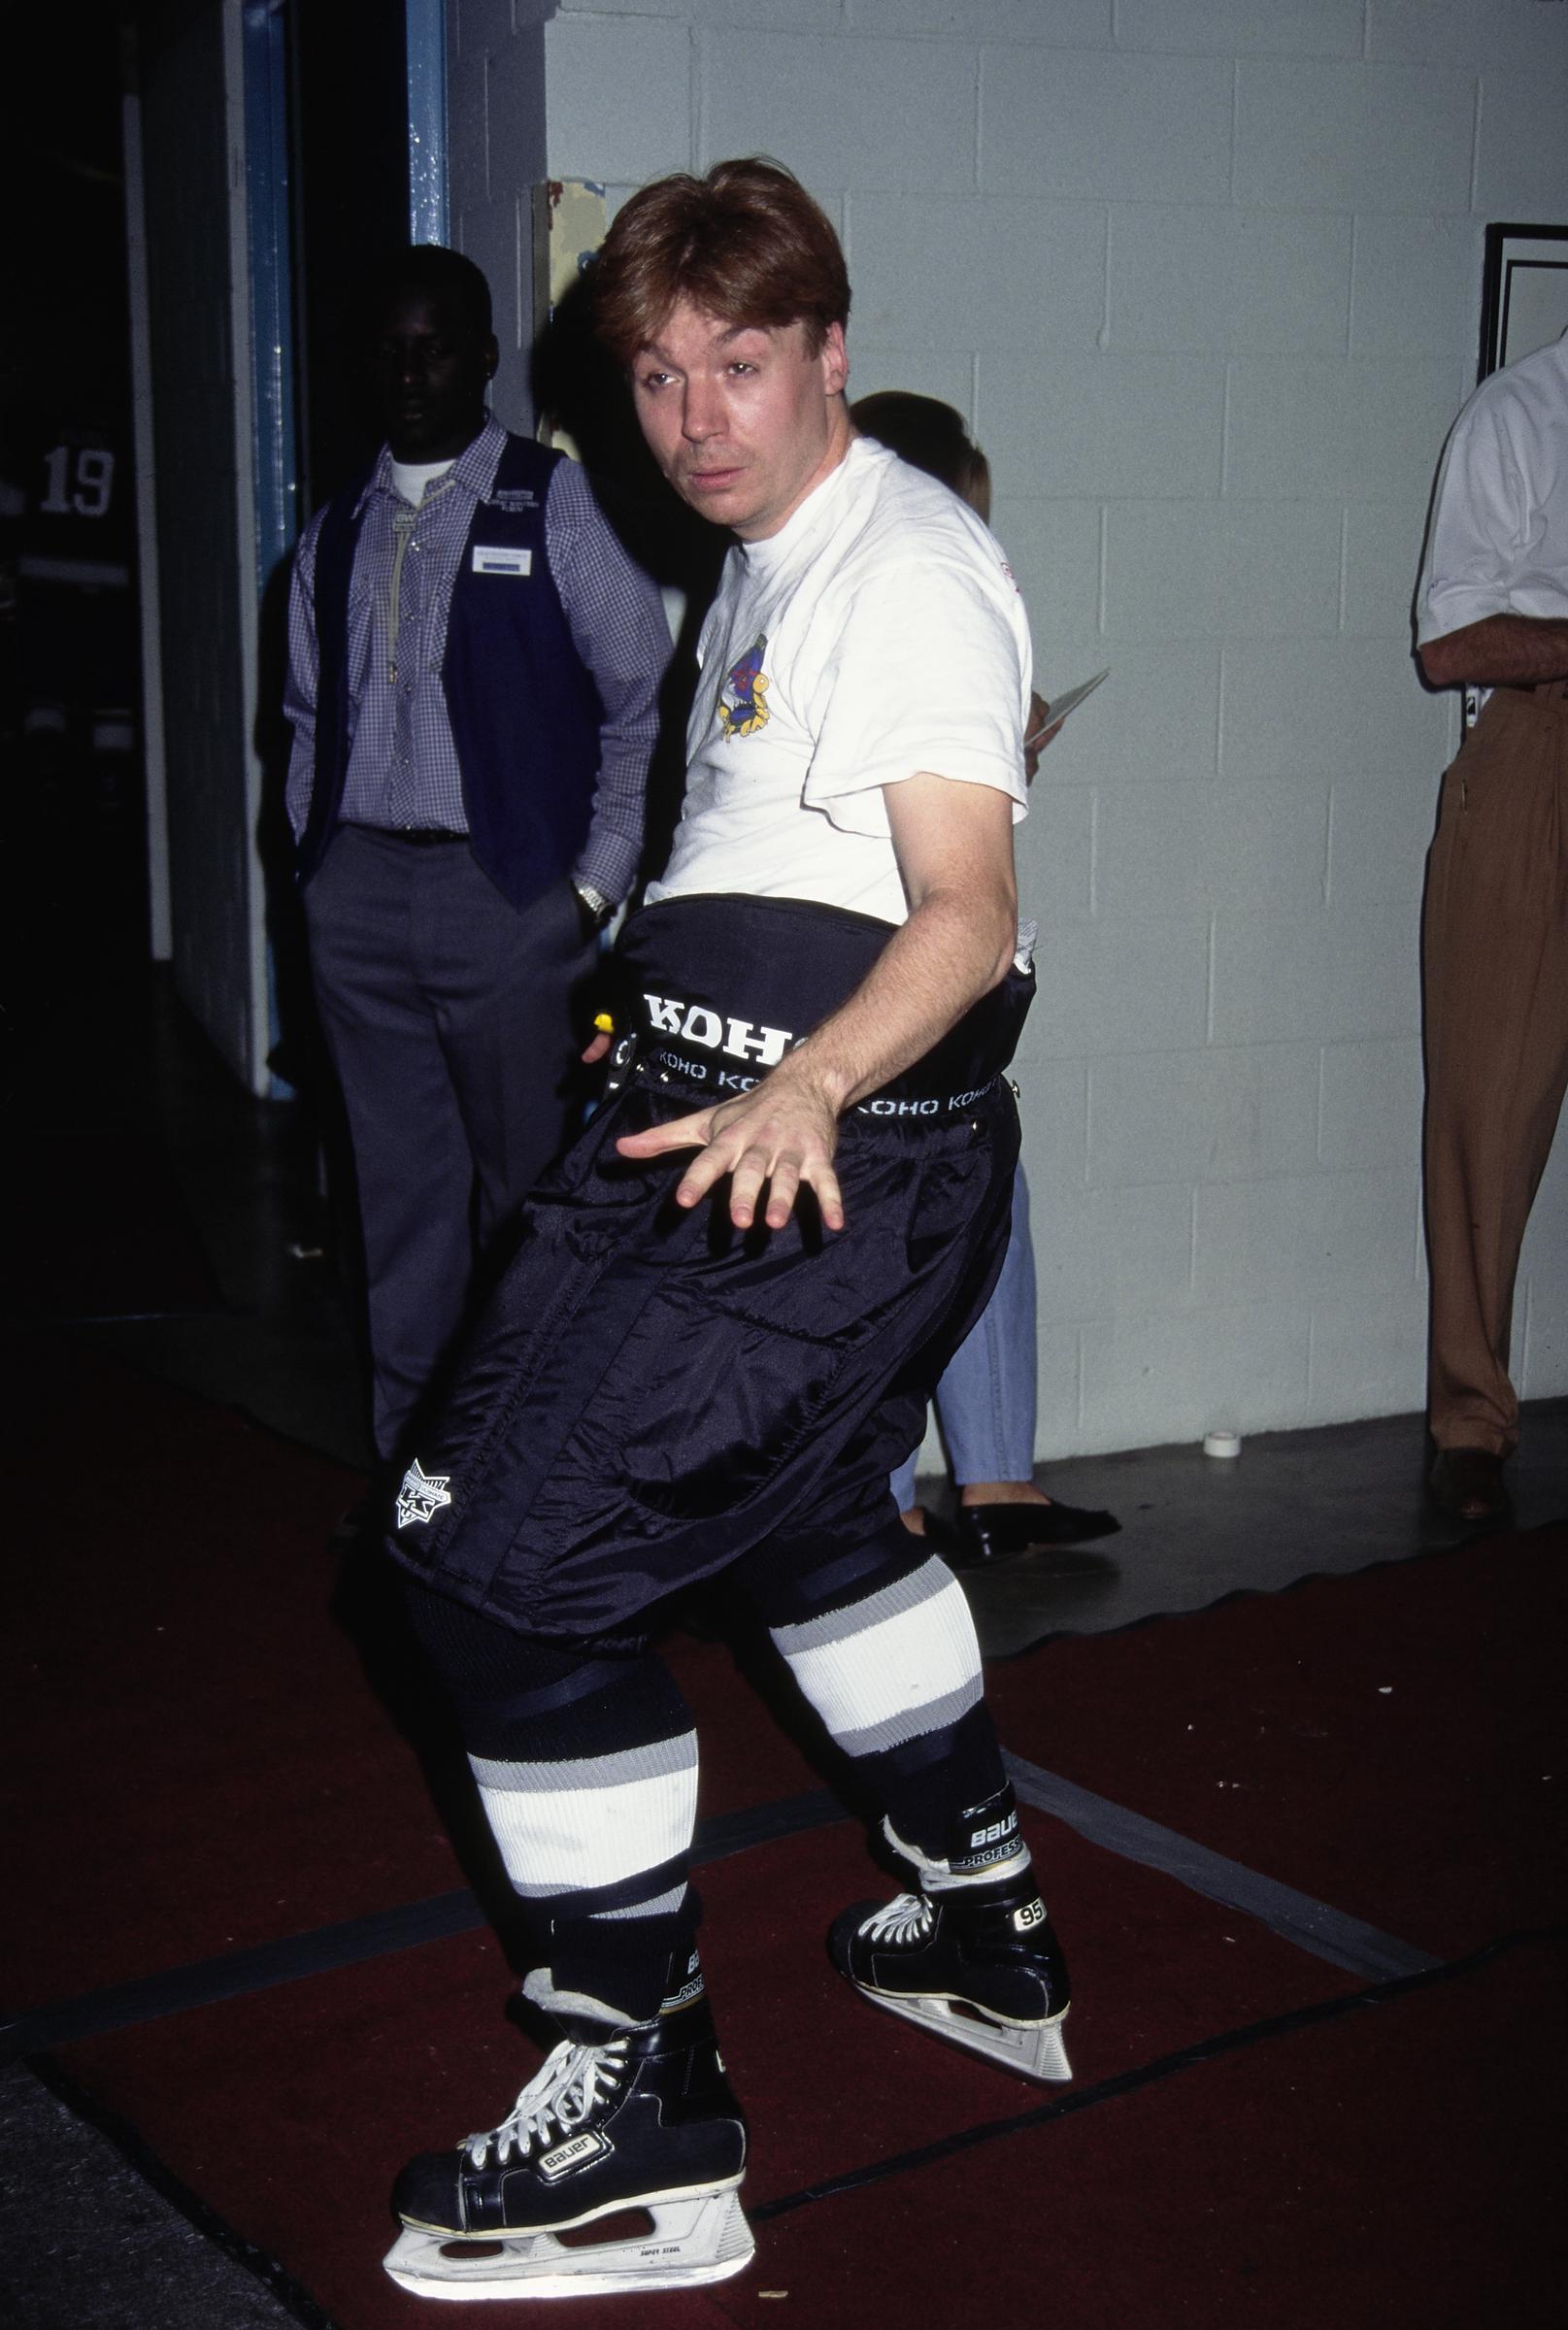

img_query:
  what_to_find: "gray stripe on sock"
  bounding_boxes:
[470,1732,697,1795]
[770,1555,951,1657]
[1002,1751,1441,1980]
[833,1677,984,1759]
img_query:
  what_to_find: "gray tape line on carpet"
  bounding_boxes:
[1003,1750,1440,1980]
[1,1789,847,2062]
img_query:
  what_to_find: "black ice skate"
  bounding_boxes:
[384,1977,751,2302]
[830,1864,1073,2085]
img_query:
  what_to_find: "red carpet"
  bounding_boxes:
[9,1339,1565,2328]
[5,1333,438,2004]
[983,1523,1568,1958]
[737,1937,1566,2330]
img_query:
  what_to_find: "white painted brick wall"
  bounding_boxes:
[980,350,1227,495]
[1520,1136,1568,1400]
[1350,215,1485,359]
[1233,60,1479,212]
[1108,208,1355,355]
[1089,1046,1322,1185]
[1474,72,1568,216]
[541,0,1568,1456]
[1341,499,1434,636]
[1102,501,1344,637]
[851,195,1106,350]
[1224,357,1465,500]
[982,50,1234,202]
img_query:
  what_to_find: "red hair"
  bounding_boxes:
[594,158,851,365]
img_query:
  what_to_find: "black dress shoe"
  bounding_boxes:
[1428,1448,1511,1524]
[954,1499,1121,1564]
[906,1506,959,1551]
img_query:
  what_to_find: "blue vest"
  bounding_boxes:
[297,432,605,912]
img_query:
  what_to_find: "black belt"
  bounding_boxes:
[345,822,469,847]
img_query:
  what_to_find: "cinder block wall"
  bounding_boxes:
[540,0,1568,1458]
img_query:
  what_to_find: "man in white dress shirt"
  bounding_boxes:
[1415,327,1568,1522]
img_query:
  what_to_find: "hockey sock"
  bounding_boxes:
[404,1581,700,2023]
[731,1521,1032,1890]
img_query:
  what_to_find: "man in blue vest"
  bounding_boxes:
[284,246,671,1467]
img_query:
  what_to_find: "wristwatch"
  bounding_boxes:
[572,880,614,933]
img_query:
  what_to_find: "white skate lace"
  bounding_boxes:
[465,2035,631,2168]
[860,1892,934,1946]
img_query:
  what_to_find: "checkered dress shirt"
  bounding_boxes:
[284,416,669,906]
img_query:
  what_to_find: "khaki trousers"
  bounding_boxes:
[1422,682,1568,1455]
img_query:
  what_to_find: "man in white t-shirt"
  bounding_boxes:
[1415,329,1568,1525]
[381,162,1071,2306]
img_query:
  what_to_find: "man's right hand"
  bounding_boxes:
[615,1059,847,1233]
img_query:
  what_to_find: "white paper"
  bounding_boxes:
[1027,666,1109,744]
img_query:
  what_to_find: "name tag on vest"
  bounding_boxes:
[471,545,532,577]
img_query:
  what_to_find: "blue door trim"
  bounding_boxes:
[406,0,449,246]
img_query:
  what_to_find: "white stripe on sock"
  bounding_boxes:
[774,1572,983,1746]
[472,1741,698,1896]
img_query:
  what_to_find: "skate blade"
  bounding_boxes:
[861,1986,1073,2083]
[383,2189,754,2301]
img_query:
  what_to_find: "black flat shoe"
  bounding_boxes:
[953,1499,1121,1563]
[901,1506,959,1551]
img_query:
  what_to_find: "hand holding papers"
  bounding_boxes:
[1026,666,1109,749]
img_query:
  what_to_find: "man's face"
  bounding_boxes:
[630,300,850,541]
[369,287,497,462]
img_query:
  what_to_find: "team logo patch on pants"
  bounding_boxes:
[397,1459,453,1528]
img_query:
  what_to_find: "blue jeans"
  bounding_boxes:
[891,1166,1036,1508]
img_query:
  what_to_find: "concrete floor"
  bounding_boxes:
[956,1404,1567,1658]
[9,966,1565,2330]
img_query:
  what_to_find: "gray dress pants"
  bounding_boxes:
[305,824,598,1462]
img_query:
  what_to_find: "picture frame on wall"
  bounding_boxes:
[1477,223,1568,382]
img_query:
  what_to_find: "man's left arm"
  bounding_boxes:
[616,775,1018,1231]
[1418,613,1568,688]
[546,462,672,917]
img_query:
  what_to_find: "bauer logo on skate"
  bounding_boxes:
[969,1814,1018,1848]
[539,2130,612,2180]
[395,1459,452,1529]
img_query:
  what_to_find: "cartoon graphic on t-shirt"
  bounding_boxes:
[717,633,770,737]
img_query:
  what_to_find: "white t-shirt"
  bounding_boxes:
[390,455,455,506]
[647,434,1031,925]
[1416,329,1568,649]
